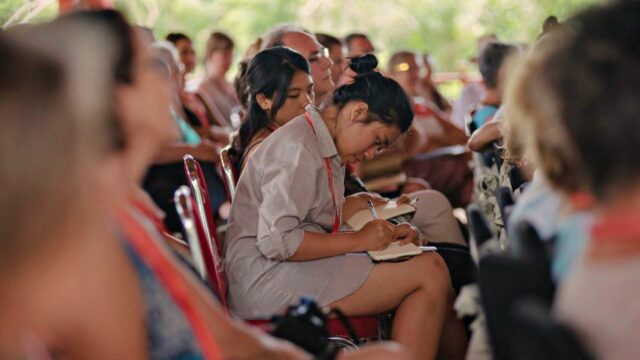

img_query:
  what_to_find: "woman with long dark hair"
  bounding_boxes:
[231,46,313,171]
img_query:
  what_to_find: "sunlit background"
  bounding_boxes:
[2,0,599,97]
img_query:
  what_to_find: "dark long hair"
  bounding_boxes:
[231,46,310,162]
[333,54,413,132]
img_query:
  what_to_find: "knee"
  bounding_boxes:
[413,252,451,291]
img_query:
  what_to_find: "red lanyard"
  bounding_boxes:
[591,214,640,247]
[304,112,341,233]
[120,208,222,359]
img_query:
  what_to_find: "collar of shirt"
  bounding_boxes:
[305,104,339,159]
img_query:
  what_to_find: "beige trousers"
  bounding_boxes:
[408,190,467,246]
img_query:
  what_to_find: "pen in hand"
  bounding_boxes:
[367,200,379,219]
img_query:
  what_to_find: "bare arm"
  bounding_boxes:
[467,121,501,152]
[430,116,469,147]
[289,220,395,261]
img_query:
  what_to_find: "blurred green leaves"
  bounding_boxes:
[3,0,599,72]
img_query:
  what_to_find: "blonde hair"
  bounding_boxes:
[504,33,585,194]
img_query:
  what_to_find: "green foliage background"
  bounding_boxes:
[3,0,599,74]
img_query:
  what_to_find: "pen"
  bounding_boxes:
[367,200,379,219]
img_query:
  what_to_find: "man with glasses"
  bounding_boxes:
[262,24,334,105]
[316,33,346,86]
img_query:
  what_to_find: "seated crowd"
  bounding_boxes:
[0,1,638,359]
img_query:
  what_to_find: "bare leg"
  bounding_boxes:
[339,342,410,360]
[329,252,451,360]
[437,294,469,360]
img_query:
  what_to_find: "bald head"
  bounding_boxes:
[274,31,334,105]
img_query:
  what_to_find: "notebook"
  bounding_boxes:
[345,201,417,231]
[367,243,437,262]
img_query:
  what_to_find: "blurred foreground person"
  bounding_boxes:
[0,18,148,359]
[508,2,640,359]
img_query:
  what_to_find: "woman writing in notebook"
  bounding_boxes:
[226,53,467,359]
[233,47,467,248]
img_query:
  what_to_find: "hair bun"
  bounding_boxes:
[349,54,378,74]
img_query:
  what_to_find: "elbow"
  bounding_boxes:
[467,137,482,152]
[256,240,290,261]
[256,231,303,262]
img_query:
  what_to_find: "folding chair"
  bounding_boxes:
[183,155,223,256]
[174,185,227,307]
[510,299,593,360]
[219,145,239,201]
[495,186,515,234]
[508,221,554,271]
[180,156,384,341]
[478,222,555,360]
[467,203,495,250]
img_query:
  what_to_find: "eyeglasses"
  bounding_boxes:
[307,47,330,63]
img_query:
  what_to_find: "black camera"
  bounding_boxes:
[270,297,359,359]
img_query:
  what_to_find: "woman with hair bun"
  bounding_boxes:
[226,53,467,359]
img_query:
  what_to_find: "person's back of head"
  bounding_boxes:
[508,1,640,202]
[478,42,516,90]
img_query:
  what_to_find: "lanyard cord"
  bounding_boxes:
[120,208,222,359]
[592,214,640,246]
[304,112,341,233]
